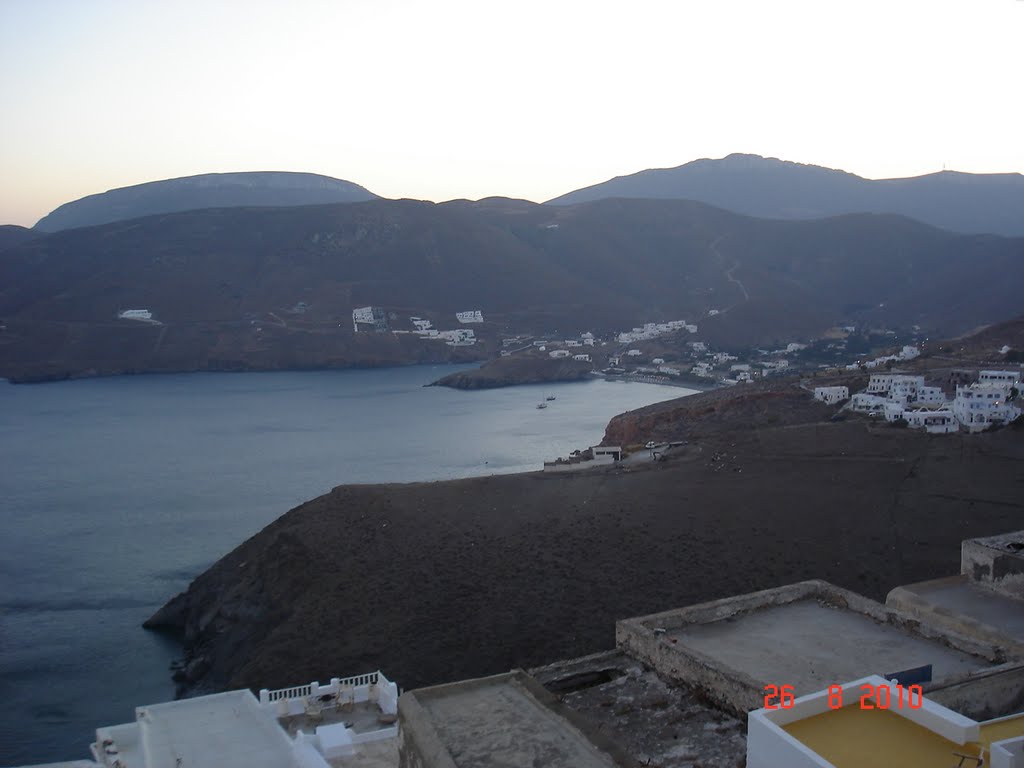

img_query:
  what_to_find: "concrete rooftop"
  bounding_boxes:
[398,670,638,767]
[673,598,991,694]
[888,575,1024,656]
[531,650,747,768]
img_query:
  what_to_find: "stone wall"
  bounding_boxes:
[962,532,1024,599]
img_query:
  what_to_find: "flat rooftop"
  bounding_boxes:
[784,705,981,768]
[399,670,637,767]
[672,598,990,693]
[889,575,1024,650]
[782,701,1024,768]
[138,690,294,768]
[531,651,747,768]
[617,581,1004,716]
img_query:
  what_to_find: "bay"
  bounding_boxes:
[0,365,692,765]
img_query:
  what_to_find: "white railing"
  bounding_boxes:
[261,682,318,704]
[259,671,395,709]
[334,671,378,688]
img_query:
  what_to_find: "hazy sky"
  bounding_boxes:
[1,0,1022,227]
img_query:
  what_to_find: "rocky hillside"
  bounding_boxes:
[547,153,1024,237]
[33,171,378,232]
[0,225,40,251]
[3,196,1022,382]
[430,354,593,389]
[144,378,1024,698]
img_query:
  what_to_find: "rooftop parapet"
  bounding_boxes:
[616,580,1013,720]
[963,531,1024,600]
[397,669,639,768]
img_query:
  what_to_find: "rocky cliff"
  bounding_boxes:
[144,376,1024,699]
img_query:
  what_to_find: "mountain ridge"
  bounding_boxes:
[33,171,379,233]
[546,153,1024,236]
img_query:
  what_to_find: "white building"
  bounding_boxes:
[652,357,665,365]
[979,370,1021,391]
[850,393,888,413]
[658,365,682,375]
[549,349,571,358]
[118,309,153,321]
[626,349,642,357]
[24,672,400,768]
[813,386,849,405]
[917,386,947,405]
[889,377,925,404]
[903,407,958,434]
[730,364,751,373]
[456,310,484,323]
[748,675,1024,768]
[688,342,707,353]
[953,385,1021,432]
[866,374,925,398]
[573,353,591,362]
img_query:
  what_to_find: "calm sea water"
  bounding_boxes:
[0,365,692,765]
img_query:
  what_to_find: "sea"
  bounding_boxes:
[0,364,693,766]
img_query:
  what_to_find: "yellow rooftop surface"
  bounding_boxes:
[784,706,1024,768]
[981,712,1024,746]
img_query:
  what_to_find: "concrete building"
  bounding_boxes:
[455,310,483,323]
[813,386,849,405]
[626,349,641,357]
[549,349,571,359]
[572,354,591,362]
[888,531,1024,656]
[616,579,1020,721]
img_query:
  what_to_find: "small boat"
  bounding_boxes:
[536,402,548,409]
[546,395,556,401]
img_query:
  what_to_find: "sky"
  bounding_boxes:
[1,0,1022,227]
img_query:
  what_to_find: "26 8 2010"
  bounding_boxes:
[763,683,924,710]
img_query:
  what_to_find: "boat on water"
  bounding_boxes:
[546,395,556,401]
[536,402,548,409]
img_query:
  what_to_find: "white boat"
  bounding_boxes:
[546,395,556,401]
[536,402,548,409]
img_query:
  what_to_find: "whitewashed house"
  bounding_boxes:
[456,310,484,323]
[979,370,1021,391]
[626,349,642,357]
[573,353,591,362]
[917,386,948,405]
[118,309,153,321]
[953,385,1021,432]
[850,393,888,412]
[813,386,849,405]
[549,349,571,359]
[652,358,665,365]
[903,408,958,434]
